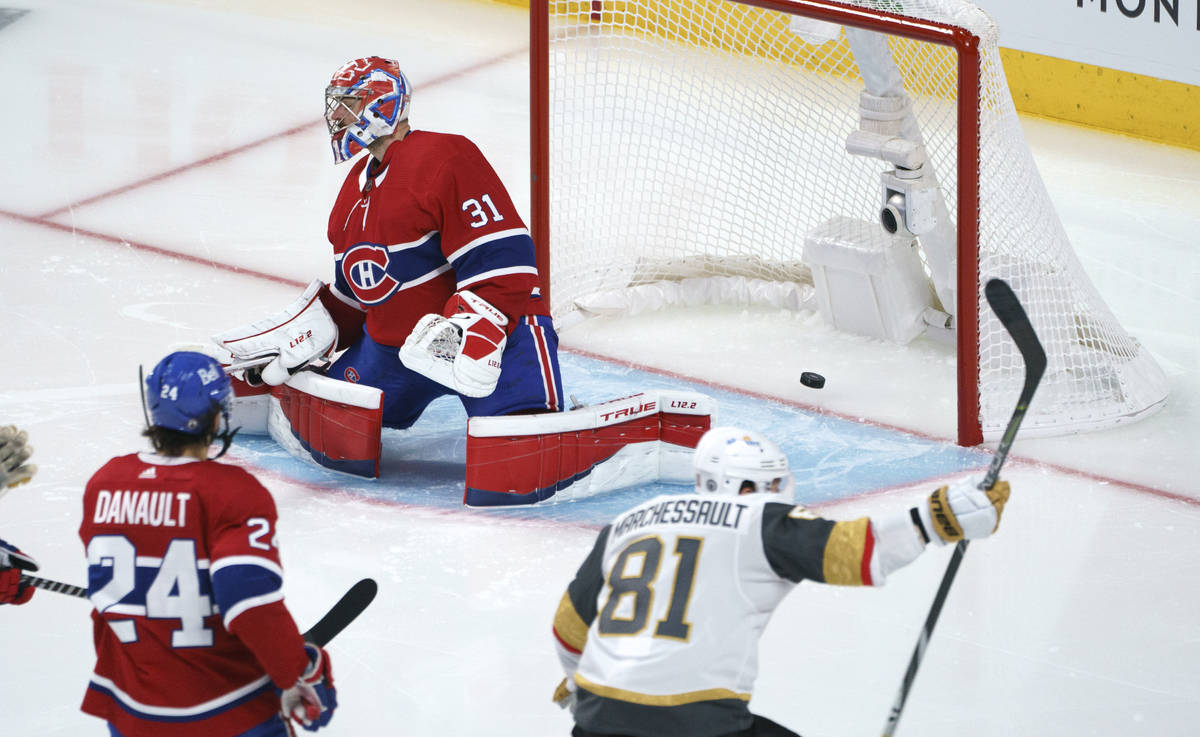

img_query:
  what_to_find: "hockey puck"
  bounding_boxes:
[800,371,826,389]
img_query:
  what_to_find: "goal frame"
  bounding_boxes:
[530,0,987,445]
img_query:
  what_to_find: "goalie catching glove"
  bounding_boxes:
[213,280,338,387]
[916,475,1011,544]
[400,290,508,398]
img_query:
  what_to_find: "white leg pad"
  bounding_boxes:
[265,372,384,478]
[464,391,716,506]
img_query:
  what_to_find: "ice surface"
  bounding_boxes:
[1,1,1197,736]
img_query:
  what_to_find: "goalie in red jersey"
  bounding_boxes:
[320,55,561,417]
[78,351,337,737]
[214,56,564,480]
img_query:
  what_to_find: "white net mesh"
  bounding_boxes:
[543,0,1167,439]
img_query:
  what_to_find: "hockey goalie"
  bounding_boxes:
[210,56,714,504]
[214,277,713,505]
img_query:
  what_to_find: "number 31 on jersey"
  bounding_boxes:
[462,193,504,228]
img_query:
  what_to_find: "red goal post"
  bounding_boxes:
[529,0,1168,446]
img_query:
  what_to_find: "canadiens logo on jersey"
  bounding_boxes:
[335,232,449,309]
[340,243,401,304]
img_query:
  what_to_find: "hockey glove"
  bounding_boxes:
[0,539,38,605]
[281,643,337,731]
[0,425,36,490]
[917,475,1011,544]
[399,290,508,398]
[552,676,577,714]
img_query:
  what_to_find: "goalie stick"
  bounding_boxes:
[17,574,378,646]
[882,278,1047,737]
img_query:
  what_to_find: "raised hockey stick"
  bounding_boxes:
[881,278,1047,737]
[17,573,378,646]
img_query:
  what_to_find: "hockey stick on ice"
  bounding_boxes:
[881,278,1047,737]
[17,572,378,645]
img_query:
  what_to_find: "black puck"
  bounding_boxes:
[800,371,825,389]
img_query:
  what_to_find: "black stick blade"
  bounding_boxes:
[979,278,1049,489]
[303,578,378,647]
[984,279,1047,384]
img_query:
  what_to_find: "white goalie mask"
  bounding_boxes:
[693,426,795,504]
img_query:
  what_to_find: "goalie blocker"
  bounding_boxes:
[213,279,341,387]
[464,391,715,507]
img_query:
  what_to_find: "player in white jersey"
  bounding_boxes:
[551,426,1011,737]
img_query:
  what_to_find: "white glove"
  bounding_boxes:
[280,643,336,730]
[552,676,577,714]
[0,426,36,490]
[399,290,508,398]
[918,475,1011,544]
[213,280,337,387]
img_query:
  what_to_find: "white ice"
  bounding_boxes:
[1,1,1198,736]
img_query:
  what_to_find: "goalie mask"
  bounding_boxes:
[142,351,237,457]
[693,426,795,504]
[325,56,412,164]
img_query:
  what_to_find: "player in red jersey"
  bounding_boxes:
[78,351,337,737]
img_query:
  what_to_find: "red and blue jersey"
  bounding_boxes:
[78,453,309,737]
[326,130,547,349]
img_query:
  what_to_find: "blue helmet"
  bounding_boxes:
[144,351,232,435]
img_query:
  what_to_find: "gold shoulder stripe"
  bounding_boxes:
[822,517,871,586]
[574,673,751,706]
[553,591,590,652]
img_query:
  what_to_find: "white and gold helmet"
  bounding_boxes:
[693,426,794,503]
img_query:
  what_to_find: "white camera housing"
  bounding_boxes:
[879,167,939,236]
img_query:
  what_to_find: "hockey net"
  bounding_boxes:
[530,0,1168,444]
